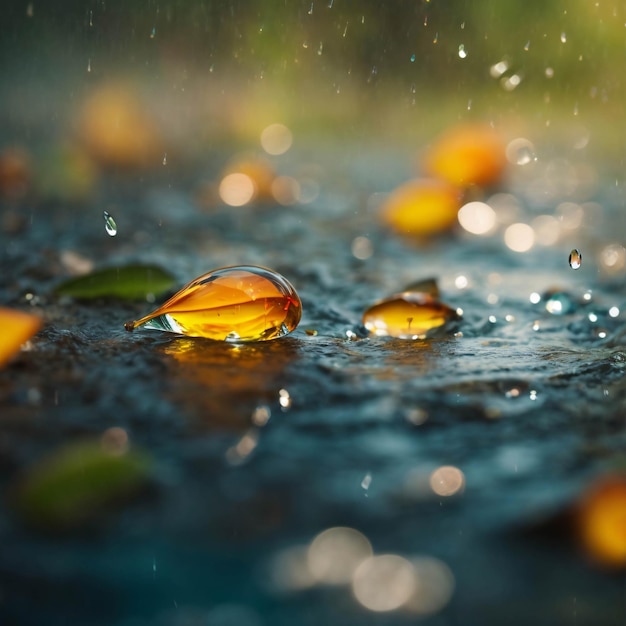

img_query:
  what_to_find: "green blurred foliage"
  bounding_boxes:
[54,264,177,300]
[12,441,151,531]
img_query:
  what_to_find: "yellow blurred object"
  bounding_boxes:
[423,124,507,188]
[0,307,42,368]
[381,178,462,237]
[577,476,626,568]
[78,84,162,167]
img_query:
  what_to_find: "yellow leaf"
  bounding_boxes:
[0,307,42,368]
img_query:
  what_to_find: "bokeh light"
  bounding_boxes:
[429,466,465,497]
[352,554,416,612]
[219,173,256,206]
[504,223,535,252]
[307,526,373,584]
[260,123,293,155]
[100,427,129,456]
[406,556,455,615]
[457,201,496,235]
[351,236,373,260]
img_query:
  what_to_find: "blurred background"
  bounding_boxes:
[1,2,626,626]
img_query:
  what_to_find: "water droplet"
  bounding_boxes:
[89,10,93,27]
[317,41,323,56]
[544,289,575,315]
[361,473,372,490]
[150,26,156,38]
[162,153,167,166]
[506,138,536,165]
[458,44,467,59]
[362,292,460,339]
[523,40,530,51]
[545,67,555,78]
[569,248,582,270]
[308,2,313,15]
[490,60,509,79]
[103,210,117,236]
[26,2,33,17]
[87,58,92,73]
[327,0,333,7]
[124,266,302,342]
[560,31,567,43]
[410,53,416,62]
[501,73,522,91]
[433,32,438,44]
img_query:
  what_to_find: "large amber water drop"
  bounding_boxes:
[124,265,302,342]
[362,292,460,339]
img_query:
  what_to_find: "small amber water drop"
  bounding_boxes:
[362,292,460,339]
[124,265,302,342]
[569,248,582,270]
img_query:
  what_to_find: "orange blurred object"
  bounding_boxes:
[423,124,507,188]
[577,476,626,568]
[381,178,462,237]
[222,155,276,203]
[0,308,42,368]
[0,147,31,199]
[78,84,162,168]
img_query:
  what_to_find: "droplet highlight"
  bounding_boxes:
[103,210,117,236]
[124,265,302,342]
[569,248,582,270]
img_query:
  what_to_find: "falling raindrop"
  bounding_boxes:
[569,248,582,270]
[308,2,313,15]
[87,58,91,73]
[150,26,156,39]
[410,53,416,62]
[317,41,323,55]
[361,473,372,490]
[458,44,467,59]
[523,40,530,51]
[103,210,117,237]
[560,31,567,43]
[162,153,167,166]
[433,32,438,44]
[26,3,34,17]
[124,266,302,342]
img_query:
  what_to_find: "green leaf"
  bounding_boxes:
[14,442,152,530]
[54,264,176,300]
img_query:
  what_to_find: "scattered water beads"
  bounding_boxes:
[124,266,302,342]
[103,210,117,236]
[569,248,582,270]
[362,287,460,339]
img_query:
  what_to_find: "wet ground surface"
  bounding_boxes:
[1,145,626,625]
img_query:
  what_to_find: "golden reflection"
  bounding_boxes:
[159,338,300,430]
